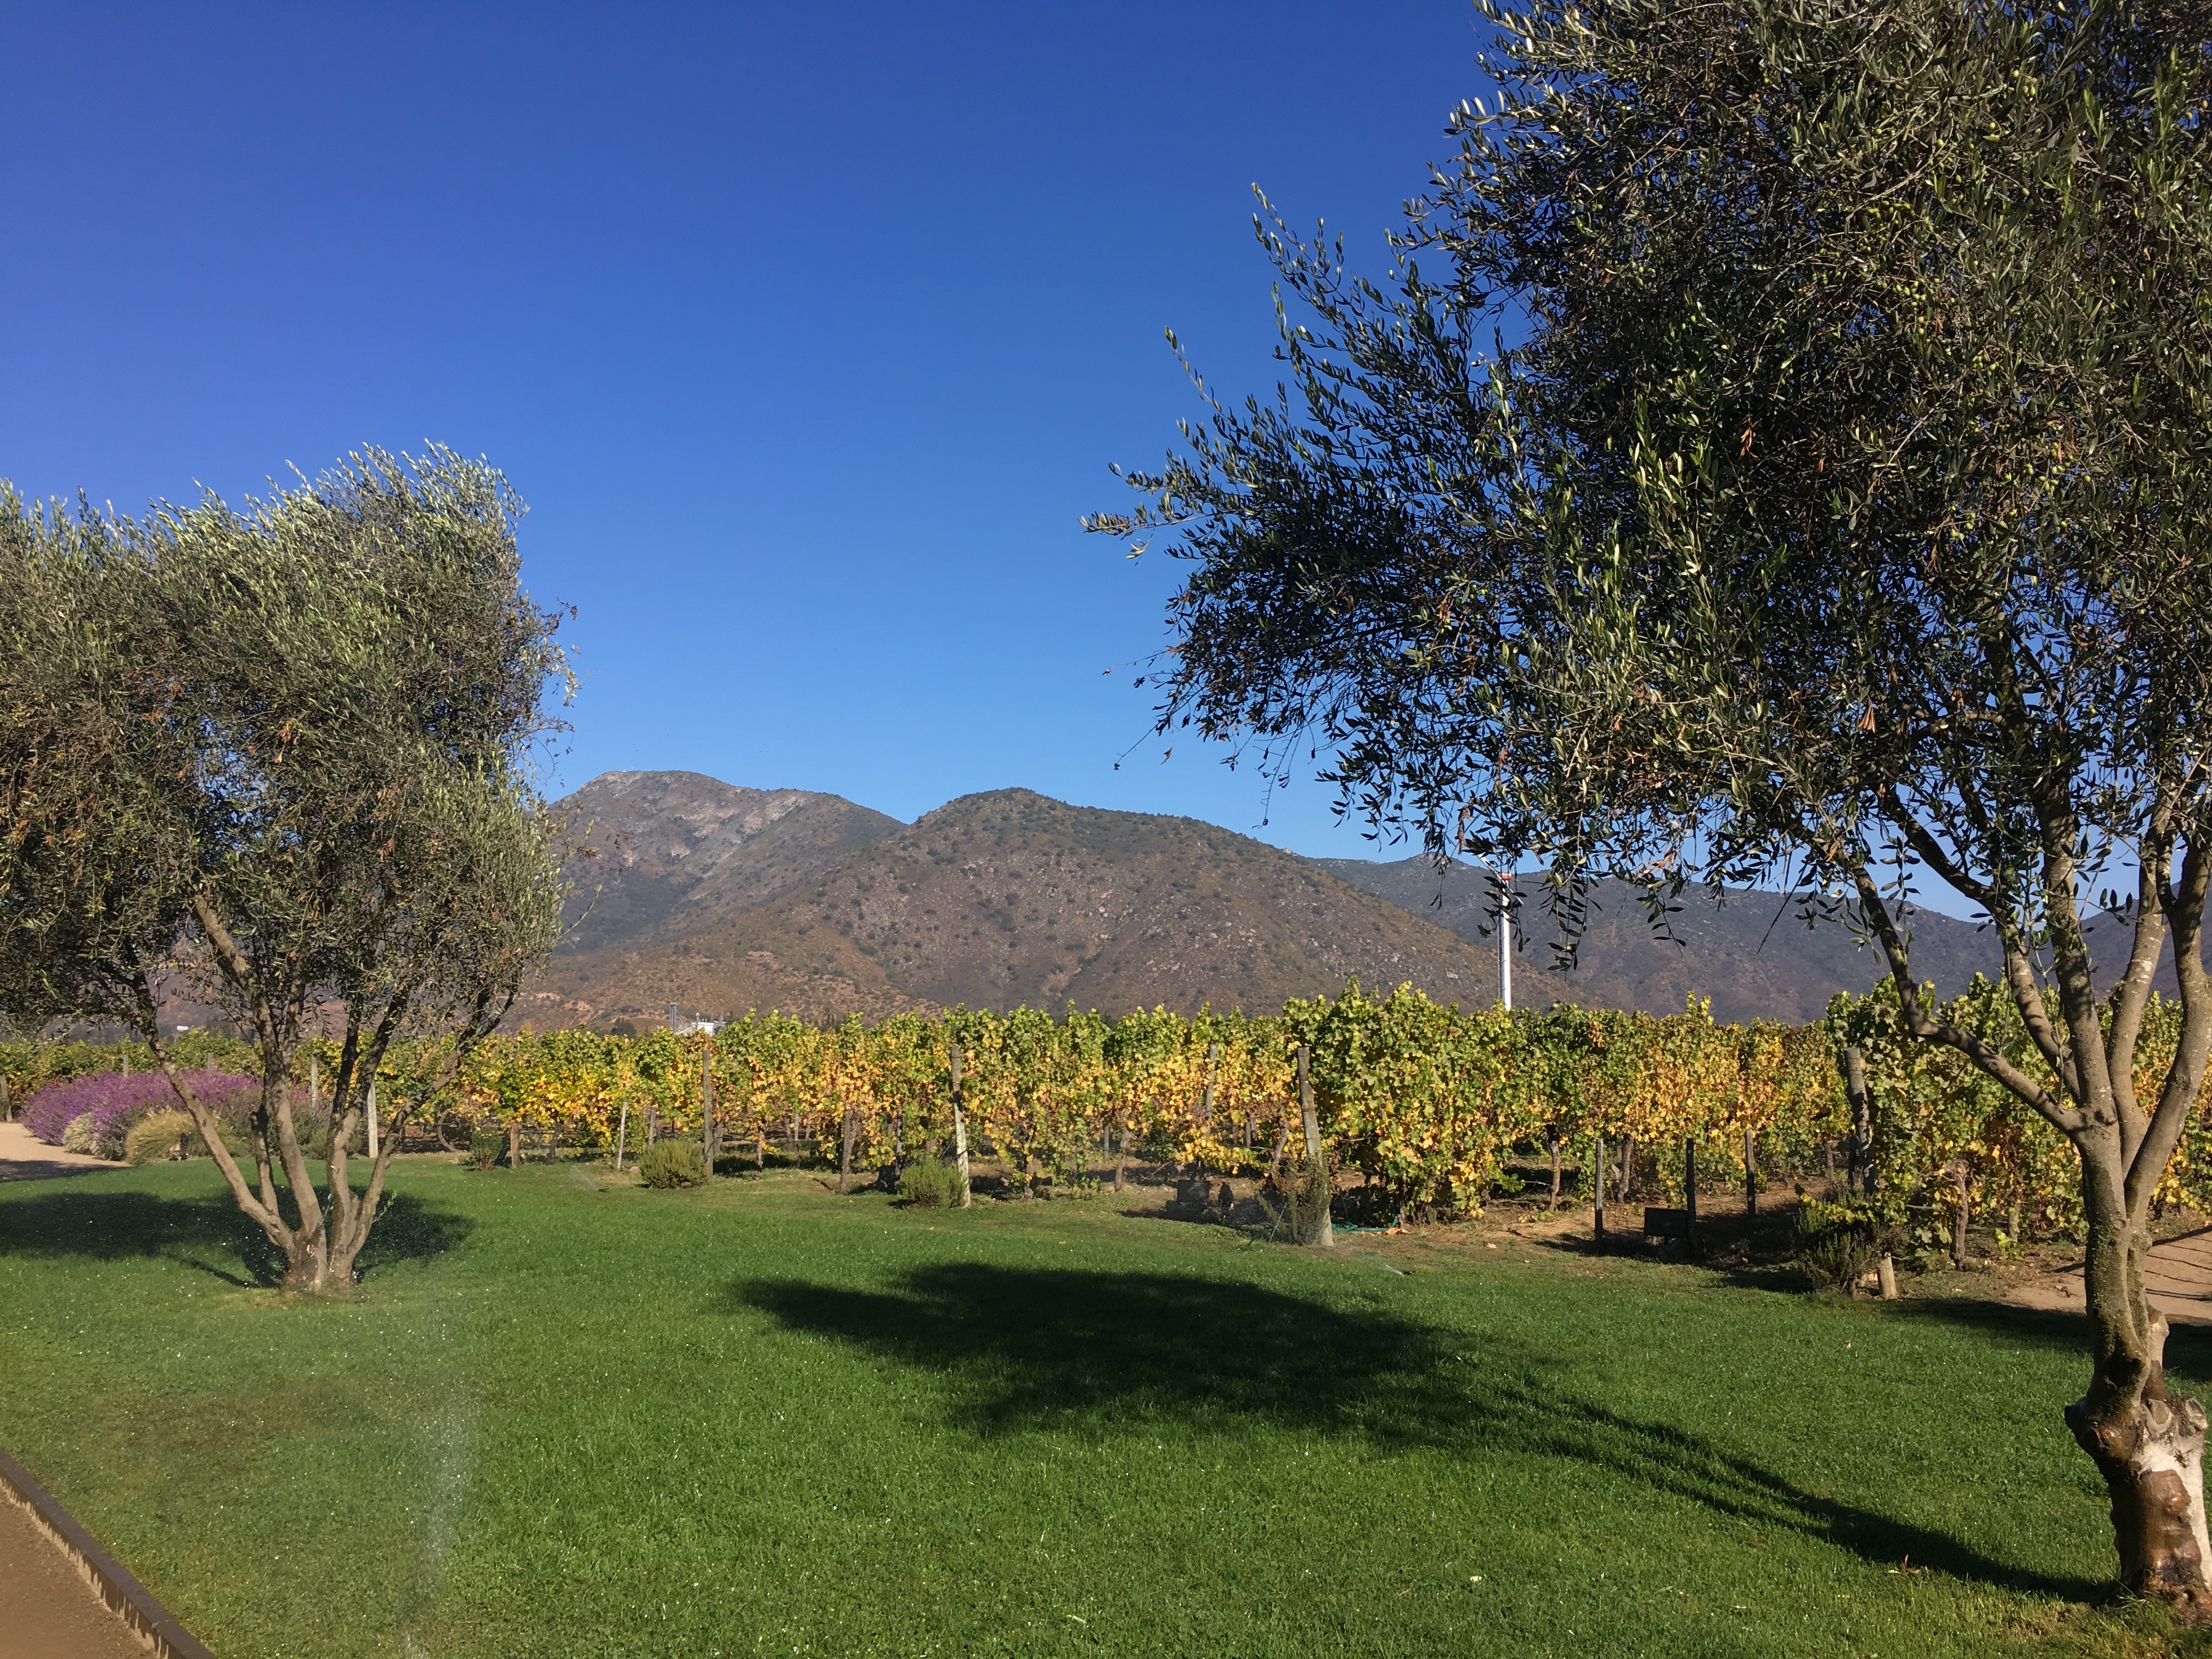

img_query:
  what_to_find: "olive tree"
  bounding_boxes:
[1092,0,2212,1606]
[0,449,568,1291]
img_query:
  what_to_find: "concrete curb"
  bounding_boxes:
[0,1444,216,1659]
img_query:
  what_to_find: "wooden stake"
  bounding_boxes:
[1952,1161,1971,1268]
[1196,1040,1220,1183]
[613,1097,629,1171]
[1297,1044,1331,1248]
[950,1039,972,1208]
[1743,1126,1756,1217]
[1841,1045,1875,1194]
[1685,1137,1699,1256]
[701,1041,716,1180]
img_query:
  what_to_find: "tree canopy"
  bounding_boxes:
[0,447,569,1289]
[1093,0,2212,1606]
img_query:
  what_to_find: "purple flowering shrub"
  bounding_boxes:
[22,1070,262,1159]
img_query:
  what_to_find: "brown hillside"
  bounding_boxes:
[532,788,1502,1023]
[553,770,904,956]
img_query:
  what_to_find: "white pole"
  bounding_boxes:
[368,1077,380,1160]
[950,1040,973,1209]
[1498,867,1514,1011]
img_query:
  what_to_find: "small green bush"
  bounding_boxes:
[125,1109,196,1165]
[898,1158,966,1208]
[1796,1197,1893,1291]
[637,1139,707,1189]
[469,1130,506,1171]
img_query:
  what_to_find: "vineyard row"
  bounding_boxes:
[18,977,2212,1232]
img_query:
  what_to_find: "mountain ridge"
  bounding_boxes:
[524,786,1506,1025]
[519,770,2067,1030]
[554,770,905,957]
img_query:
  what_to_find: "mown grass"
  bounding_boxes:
[2,1158,2209,1659]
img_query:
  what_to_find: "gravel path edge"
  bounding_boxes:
[0,1442,217,1659]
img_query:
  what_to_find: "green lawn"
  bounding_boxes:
[1,1159,2204,1659]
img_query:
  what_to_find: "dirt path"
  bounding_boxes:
[0,1494,152,1659]
[0,1121,121,1183]
[2002,1224,2212,1328]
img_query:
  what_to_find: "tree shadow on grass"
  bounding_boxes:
[739,1262,2104,1600]
[1892,1295,2212,1383]
[0,1185,471,1288]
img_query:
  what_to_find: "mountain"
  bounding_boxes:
[527,788,1500,1025]
[521,769,2136,1032]
[551,771,904,956]
[1312,857,2005,1024]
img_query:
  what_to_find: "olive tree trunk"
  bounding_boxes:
[2068,1171,2212,1609]
[137,905,503,1295]
[1854,847,2212,1611]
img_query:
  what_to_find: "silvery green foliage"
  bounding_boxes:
[1096,4,2212,1592]
[1096,0,2212,1165]
[0,448,571,1289]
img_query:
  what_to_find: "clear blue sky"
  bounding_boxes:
[2,0,1489,858]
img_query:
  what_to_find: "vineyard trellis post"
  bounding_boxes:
[1951,1163,1971,1269]
[613,1096,629,1172]
[1199,1040,1220,1181]
[950,1039,972,1209]
[1684,1138,1699,1257]
[701,1037,716,1181]
[1593,1132,1606,1243]
[1841,1044,1900,1299]
[837,1096,860,1194]
[1296,1043,1331,1248]
[1841,1046,1874,1194]
[1742,1127,1756,1217]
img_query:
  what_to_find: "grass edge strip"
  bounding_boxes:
[0,1442,217,1659]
